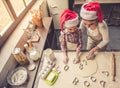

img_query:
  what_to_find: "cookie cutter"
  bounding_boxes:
[64,65,69,71]
[79,63,83,70]
[100,80,106,87]
[82,60,87,65]
[84,81,90,87]
[72,77,79,85]
[90,76,96,82]
[102,71,109,77]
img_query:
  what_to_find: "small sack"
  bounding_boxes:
[30,9,43,28]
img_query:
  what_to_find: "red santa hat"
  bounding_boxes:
[60,9,79,31]
[80,2,103,22]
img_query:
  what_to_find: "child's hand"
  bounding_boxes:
[63,56,69,64]
[73,52,81,64]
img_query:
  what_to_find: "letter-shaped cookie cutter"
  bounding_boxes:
[100,80,106,87]
[82,60,87,65]
[79,63,83,70]
[102,71,109,77]
[72,77,79,85]
[64,65,69,71]
[84,81,90,87]
[90,76,96,82]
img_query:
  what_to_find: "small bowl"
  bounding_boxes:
[7,67,28,86]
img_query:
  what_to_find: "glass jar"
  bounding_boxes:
[12,48,28,65]
[44,48,56,61]
[29,47,39,61]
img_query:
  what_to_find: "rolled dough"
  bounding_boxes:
[68,52,98,77]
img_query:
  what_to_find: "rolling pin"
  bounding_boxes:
[111,53,116,81]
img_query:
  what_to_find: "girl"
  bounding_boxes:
[59,9,83,64]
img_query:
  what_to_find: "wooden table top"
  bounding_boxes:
[37,51,120,88]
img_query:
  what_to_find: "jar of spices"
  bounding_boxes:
[12,48,28,65]
[44,48,56,61]
[24,40,39,61]
[29,47,39,61]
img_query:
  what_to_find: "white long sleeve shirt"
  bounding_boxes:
[80,20,109,48]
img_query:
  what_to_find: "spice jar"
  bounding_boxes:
[29,47,39,61]
[24,40,39,61]
[44,48,56,61]
[12,48,28,65]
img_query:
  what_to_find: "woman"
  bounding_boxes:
[59,9,83,64]
[79,2,109,59]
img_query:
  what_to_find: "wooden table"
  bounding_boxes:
[9,17,52,88]
[37,51,120,88]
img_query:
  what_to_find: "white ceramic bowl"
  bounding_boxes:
[7,67,28,86]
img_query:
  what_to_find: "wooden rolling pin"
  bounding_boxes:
[111,53,116,81]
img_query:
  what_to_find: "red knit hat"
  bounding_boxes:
[80,2,103,22]
[60,9,79,31]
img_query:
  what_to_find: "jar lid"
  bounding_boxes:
[12,48,20,54]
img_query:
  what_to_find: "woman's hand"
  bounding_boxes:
[86,46,99,60]
[86,49,95,60]
[73,51,81,64]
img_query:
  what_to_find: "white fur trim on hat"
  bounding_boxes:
[80,4,97,20]
[64,16,79,28]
